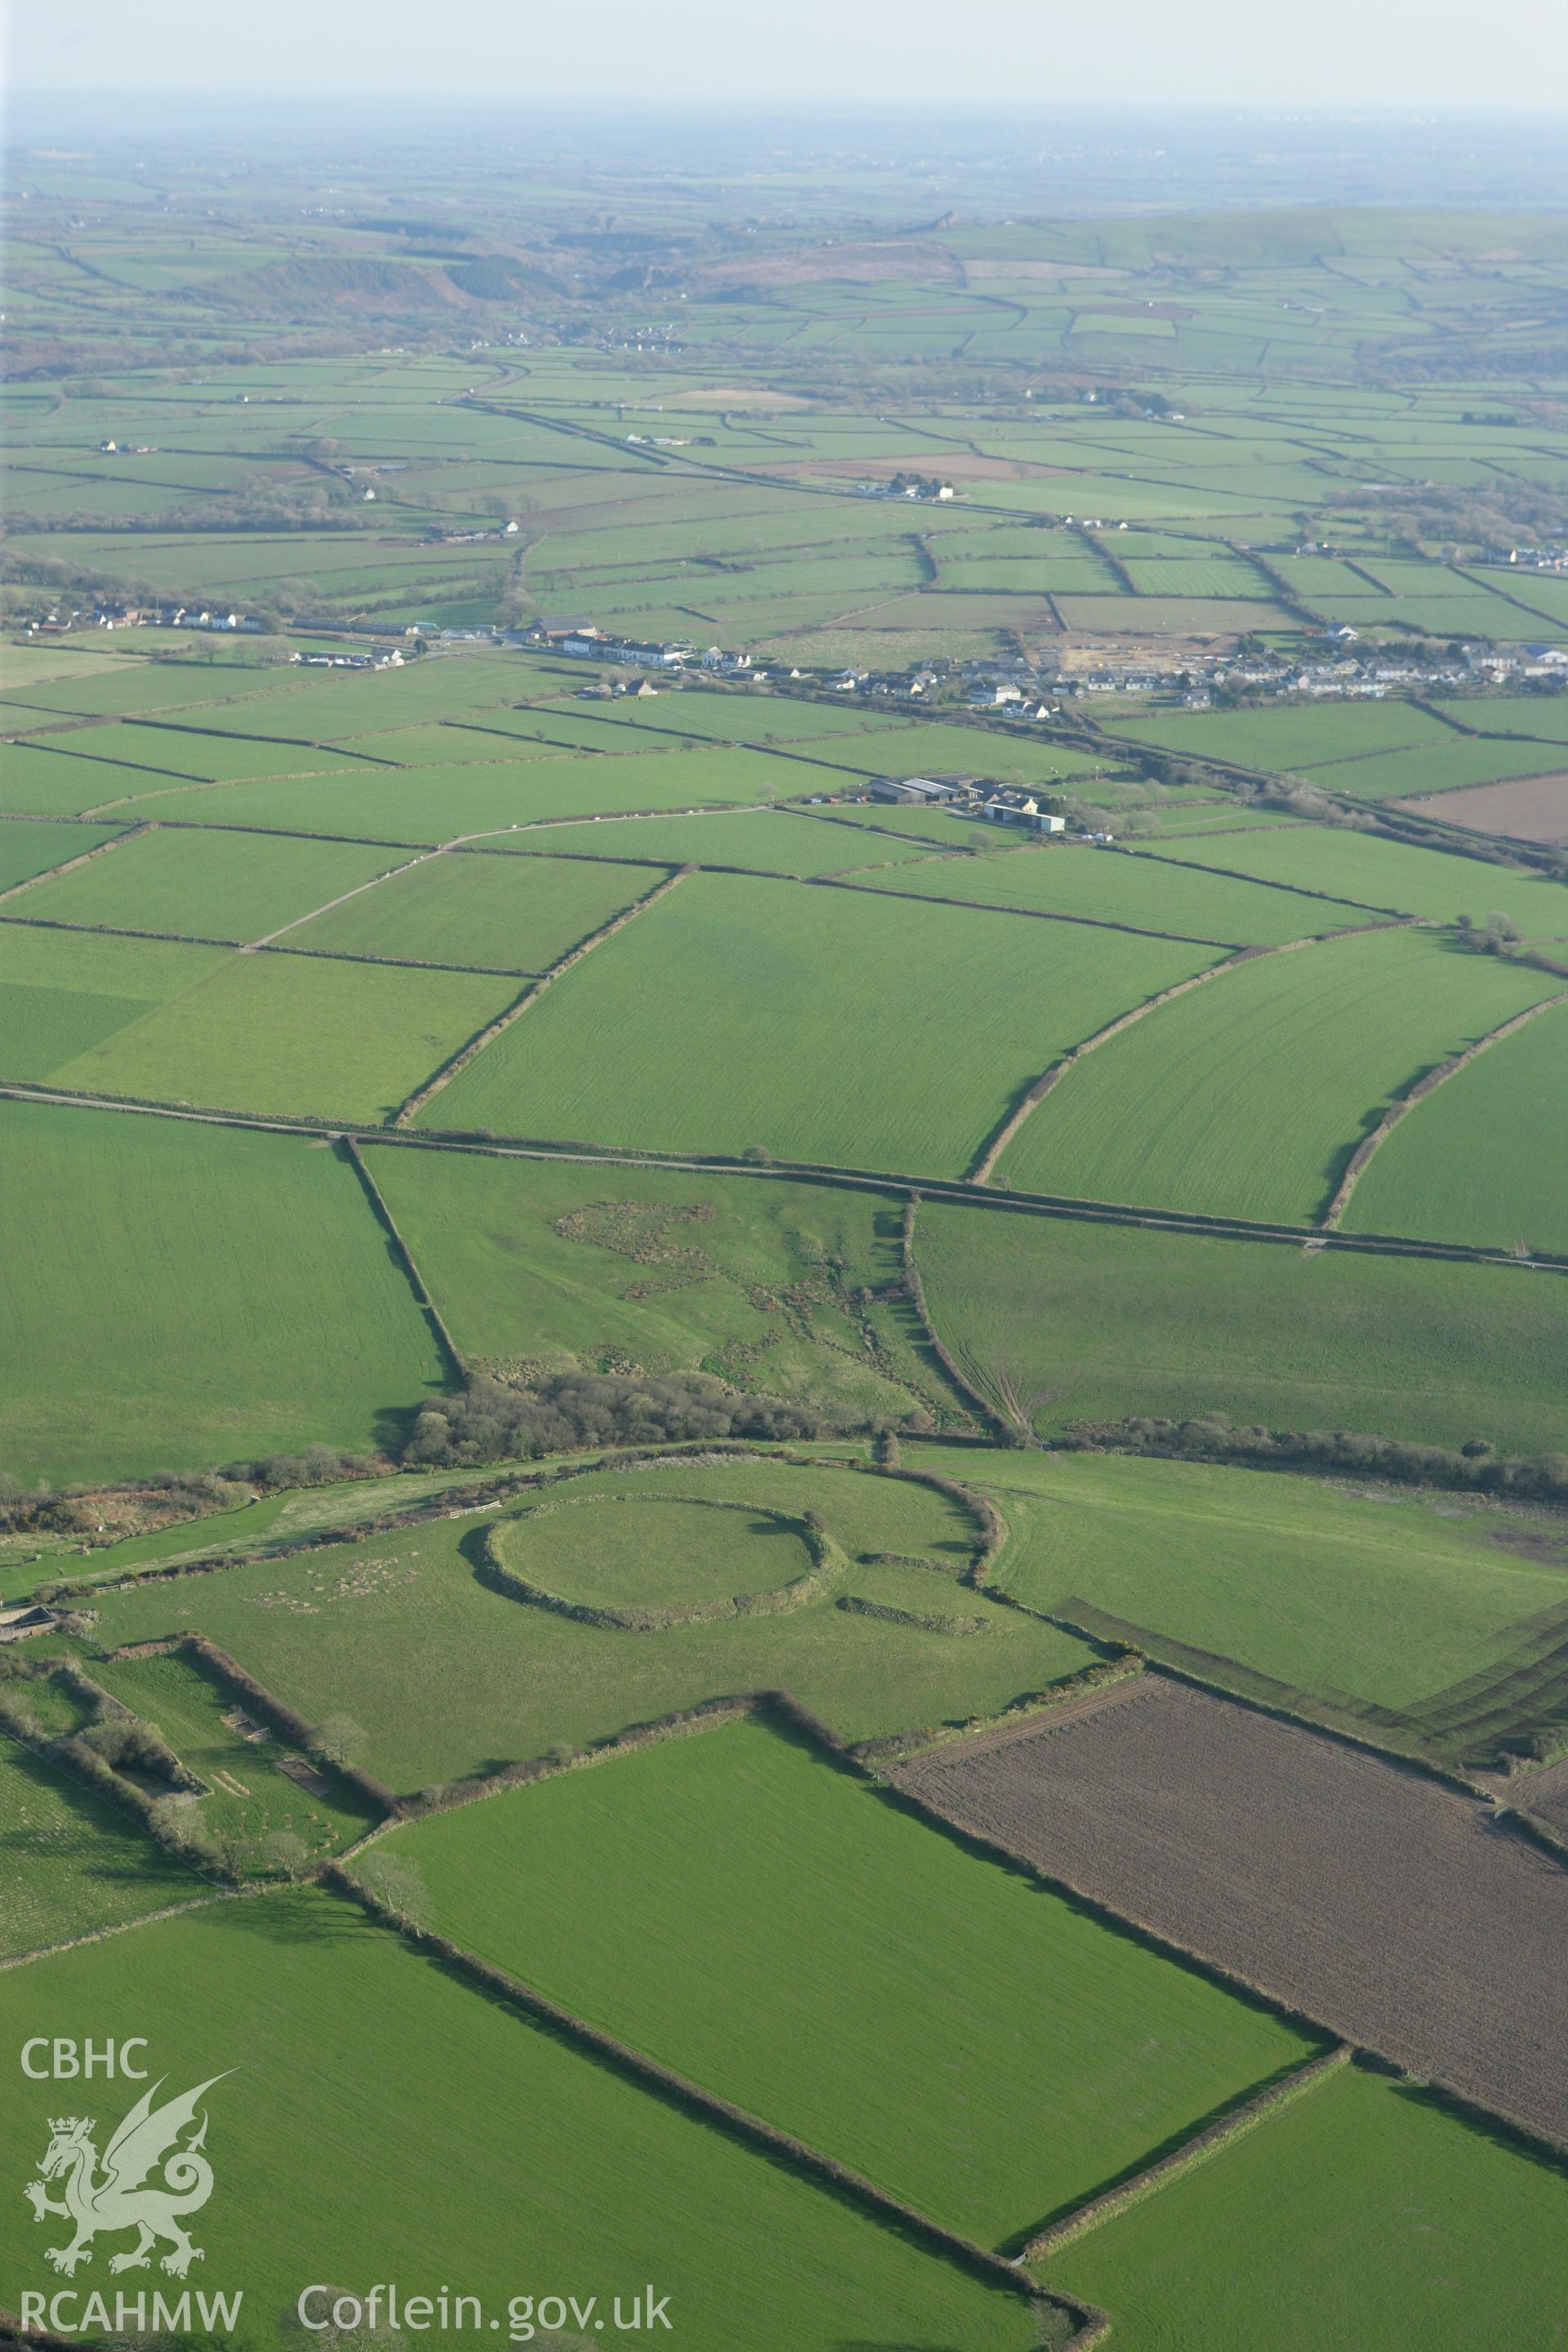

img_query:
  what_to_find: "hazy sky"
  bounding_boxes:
[9,0,1568,112]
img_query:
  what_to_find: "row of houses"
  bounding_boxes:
[29,604,265,636]
[290,647,406,670]
[522,620,774,679]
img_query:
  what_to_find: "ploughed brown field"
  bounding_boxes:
[895,1675,1568,2149]
[1393,770,1568,843]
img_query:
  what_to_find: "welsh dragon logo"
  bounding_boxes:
[24,2075,229,2278]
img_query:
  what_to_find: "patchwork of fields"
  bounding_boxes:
[8,174,1568,2352]
[425,868,1223,1169]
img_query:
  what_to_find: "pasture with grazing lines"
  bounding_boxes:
[913,1441,1568,1735]
[285,846,652,970]
[0,920,230,1080]
[48,946,518,1123]
[488,807,942,874]
[424,869,1218,1172]
[11,822,407,942]
[996,926,1562,1223]
[365,1145,956,1423]
[852,840,1369,944]
[1133,826,1568,933]
[106,744,849,841]
[0,817,127,893]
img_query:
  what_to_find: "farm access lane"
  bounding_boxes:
[2,1080,1566,1280]
[896,1674,1568,2154]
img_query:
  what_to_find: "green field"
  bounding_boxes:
[1135,827,1568,933]
[386,1715,1319,2246]
[1301,736,1568,804]
[854,842,1365,945]
[0,921,230,1080]
[84,1459,1094,1793]
[38,719,376,786]
[0,1893,1041,2352]
[996,928,1561,1222]
[16,170,1568,2351]
[1108,703,1453,772]
[910,1441,1568,1729]
[1,745,247,817]
[0,1734,198,1959]
[108,745,847,840]
[1043,2061,1568,2351]
[913,1198,1568,1453]
[13,824,405,942]
[1344,1000,1568,1255]
[48,947,516,1122]
[367,1145,963,1423]
[423,871,1218,1174]
[493,807,939,874]
[287,848,650,970]
[824,722,1117,788]
[0,1100,448,1482]
[0,817,126,893]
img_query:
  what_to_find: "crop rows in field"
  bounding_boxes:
[995,925,1563,1223]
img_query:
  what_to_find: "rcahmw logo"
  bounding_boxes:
[17,2038,242,2339]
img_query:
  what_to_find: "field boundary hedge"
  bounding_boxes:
[1035,1594,1491,1793]
[341,1133,469,1379]
[809,868,1240,951]
[1018,2044,1353,2263]
[11,1082,1566,1281]
[391,862,691,1127]
[853,1653,1145,1768]
[836,1592,991,1634]
[0,1889,244,1978]
[1321,987,1568,1227]
[1134,843,1406,919]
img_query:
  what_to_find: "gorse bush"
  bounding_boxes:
[401,1370,831,1468]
